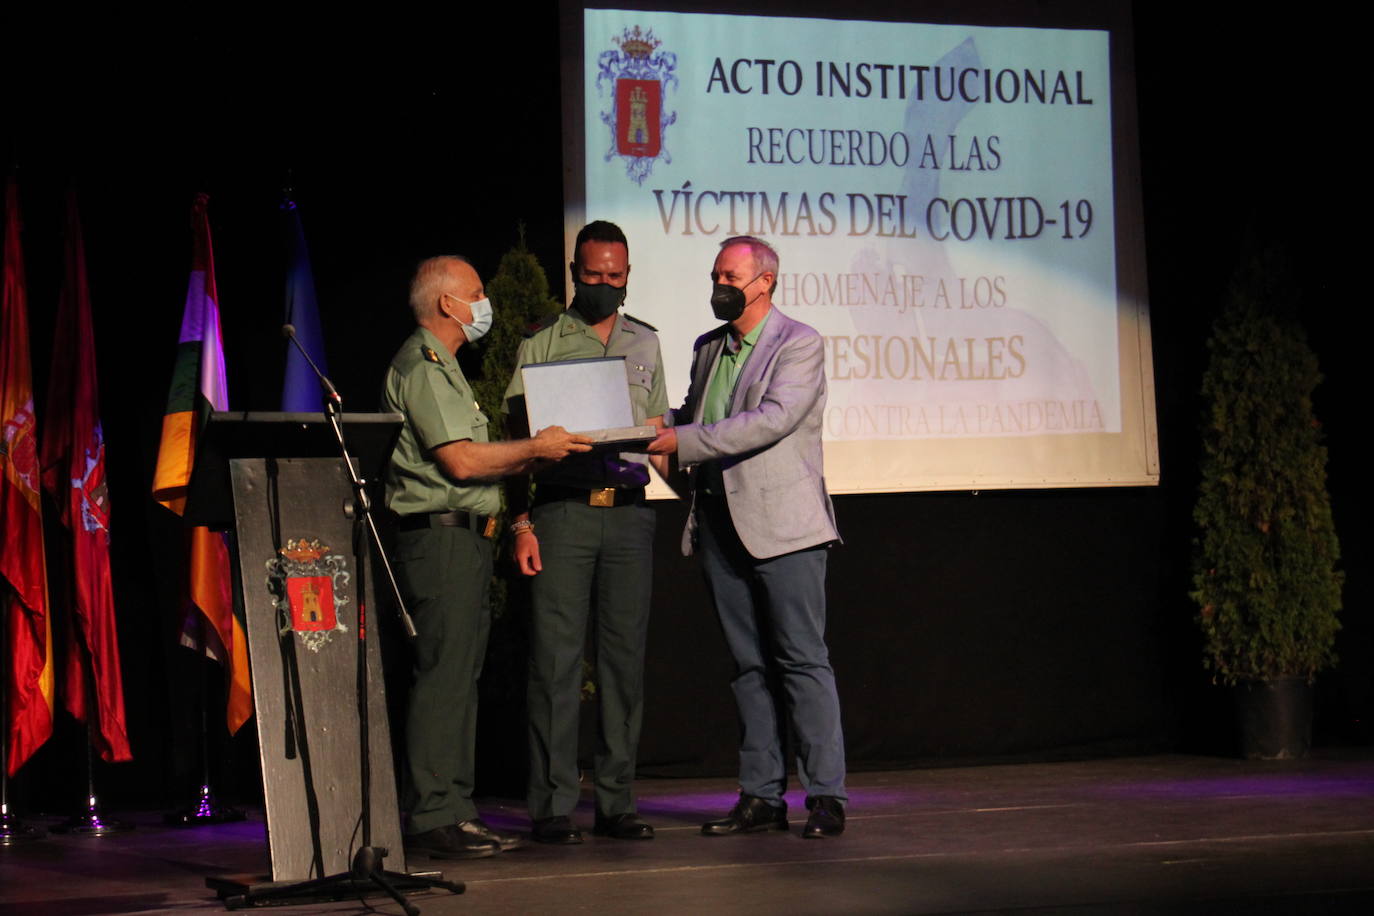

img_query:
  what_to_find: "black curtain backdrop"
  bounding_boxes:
[0,4,1365,811]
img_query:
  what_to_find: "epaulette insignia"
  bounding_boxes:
[624,313,658,332]
[421,345,443,364]
[524,313,561,338]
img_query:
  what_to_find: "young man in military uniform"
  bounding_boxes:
[503,221,668,844]
[385,255,591,860]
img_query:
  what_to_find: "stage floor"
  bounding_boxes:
[4,751,1373,914]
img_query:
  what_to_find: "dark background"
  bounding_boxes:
[1,2,1365,811]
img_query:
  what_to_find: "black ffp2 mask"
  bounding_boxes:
[710,283,746,321]
[572,280,627,324]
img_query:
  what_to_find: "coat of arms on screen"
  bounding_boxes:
[597,25,678,185]
[266,538,349,652]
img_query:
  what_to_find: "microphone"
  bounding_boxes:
[282,322,341,406]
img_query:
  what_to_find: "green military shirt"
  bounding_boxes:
[383,326,501,516]
[504,309,668,489]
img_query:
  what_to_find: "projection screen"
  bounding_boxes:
[561,2,1157,493]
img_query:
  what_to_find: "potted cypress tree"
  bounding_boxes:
[1192,245,1343,759]
[471,226,564,438]
[471,226,564,626]
[472,229,563,795]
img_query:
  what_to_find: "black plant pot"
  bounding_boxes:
[1234,677,1313,760]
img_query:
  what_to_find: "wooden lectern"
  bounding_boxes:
[187,410,405,884]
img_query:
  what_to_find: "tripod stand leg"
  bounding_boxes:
[216,845,464,910]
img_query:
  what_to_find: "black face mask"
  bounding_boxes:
[712,272,767,322]
[710,283,746,322]
[571,280,626,323]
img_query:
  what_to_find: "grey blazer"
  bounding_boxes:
[670,308,840,559]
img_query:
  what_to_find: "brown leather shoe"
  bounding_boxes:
[802,796,845,838]
[701,795,788,835]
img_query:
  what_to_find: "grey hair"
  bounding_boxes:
[409,255,471,323]
[719,235,779,293]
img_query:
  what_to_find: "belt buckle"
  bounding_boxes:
[482,517,499,538]
[589,488,616,508]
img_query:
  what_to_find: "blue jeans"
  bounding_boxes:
[696,496,847,805]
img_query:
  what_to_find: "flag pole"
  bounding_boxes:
[155,192,253,827]
[41,186,133,838]
[164,657,244,826]
[52,677,130,835]
[2,174,50,846]
[52,725,131,835]
[0,588,45,845]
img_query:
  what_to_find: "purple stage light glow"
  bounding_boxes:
[1097,772,1374,800]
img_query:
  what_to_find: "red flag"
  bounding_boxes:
[1,177,54,775]
[39,191,133,764]
[151,194,251,734]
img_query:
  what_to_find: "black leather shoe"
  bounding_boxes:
[701,795,788,835]
[593,812,655,839]
[802,796,845,838]
[405,824,499,859]
[532,815,584,845]
[460,817,526,851]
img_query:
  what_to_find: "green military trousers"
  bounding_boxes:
[395,525,494,834]
[526,499,655,820]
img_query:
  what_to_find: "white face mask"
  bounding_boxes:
[446,294,493,343]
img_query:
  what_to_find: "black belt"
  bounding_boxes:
[534,484,646,508]
[396,510,499,538]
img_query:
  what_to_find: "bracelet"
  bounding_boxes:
[509,519,535,536]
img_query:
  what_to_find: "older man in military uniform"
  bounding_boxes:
[504,221,667,844]
[385,255,591,860]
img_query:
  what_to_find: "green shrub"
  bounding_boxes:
[1192,247,1342,683]
[472,227,563,441]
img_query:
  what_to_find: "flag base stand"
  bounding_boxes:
[0,811,45,846]
[165,784,246,826]
[51,795,133,836]
[208,849,462,911]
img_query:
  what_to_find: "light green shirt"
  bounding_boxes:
[504,309,668,489]
[383,326,500,516]
[704,310,770,424]
[700,310,770,494]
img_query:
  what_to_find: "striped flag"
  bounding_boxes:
[151,194,251,734]
[40,190,133,764]
[280,197,329,411]
[1,176,54,775]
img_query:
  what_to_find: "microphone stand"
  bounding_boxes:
[224,327,460,911]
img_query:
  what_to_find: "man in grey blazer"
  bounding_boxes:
[649,235,847,838]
